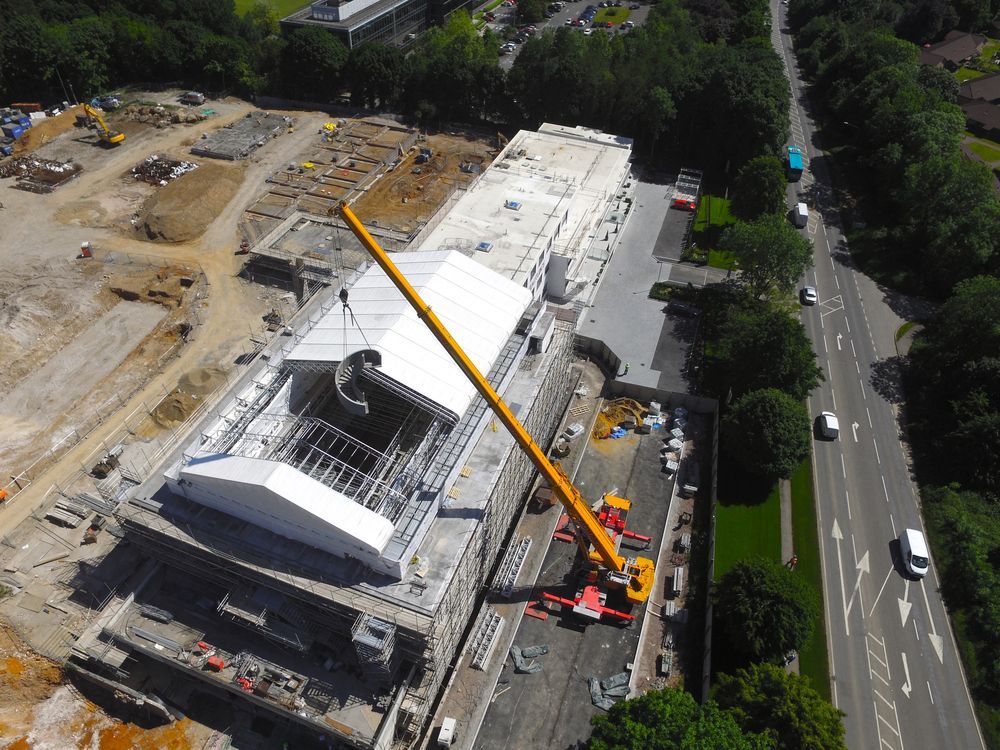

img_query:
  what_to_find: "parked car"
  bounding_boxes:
[629,2,640,7]
[800,286,818,305]
[583,27,594,34]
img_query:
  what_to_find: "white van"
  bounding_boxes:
[900,528,929,578]
[437,717,457,747]
[792,202,809,228]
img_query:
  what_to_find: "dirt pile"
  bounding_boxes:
[129,155,199,186]
[12,106,85,155]
[134,161,245,242]
[108,266,192,309]
[150,366,227,429]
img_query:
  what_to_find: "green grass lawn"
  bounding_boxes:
[707,249,737,271]
[967,138,1000,163]
[956,66,985,81]
[235,0,309,16]
[594,6,631,23]
[789,458,831,701]
[978,38,1000,70]
[714,471,782,579]
[690,195,738,266]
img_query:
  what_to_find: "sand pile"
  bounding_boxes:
[134,161,245,242]
[150,366,227,429]
[12,105,85,155]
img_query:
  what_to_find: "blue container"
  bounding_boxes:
[0,116,10,125]
[2,125,24,139]
[0,145,13,156]
[17,117,31,128]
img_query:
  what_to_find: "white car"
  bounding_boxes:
[583,28,594,35]
[800,286,817,305]
[817,411,839,440]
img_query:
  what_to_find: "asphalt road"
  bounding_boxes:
[770,4,987,749]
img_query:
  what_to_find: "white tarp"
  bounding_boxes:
[288,250,532,420]
[177,455,395,562]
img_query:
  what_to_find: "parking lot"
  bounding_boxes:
[490,0,655,70]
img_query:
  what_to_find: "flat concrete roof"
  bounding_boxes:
[415,125,632,293]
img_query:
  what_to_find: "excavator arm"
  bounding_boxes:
[337,202,654,602]
[83,104,125,145]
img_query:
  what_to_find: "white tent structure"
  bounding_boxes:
[287,250,533,423]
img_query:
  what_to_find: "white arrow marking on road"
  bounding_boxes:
[845,550,870,619]
[852,422,860,442]
[920,582,945,663]
[836,333,843,350]
[832,519,849,636]
[901,652,912,699]
[898,578,912,627]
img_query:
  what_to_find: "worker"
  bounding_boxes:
[623,362,630,376]
[787,554,798,570]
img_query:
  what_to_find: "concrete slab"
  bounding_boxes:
[475,422,675,750]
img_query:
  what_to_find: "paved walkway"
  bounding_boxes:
[779,478,800,675]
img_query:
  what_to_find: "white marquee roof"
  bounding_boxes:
[180,455,395,556]
[287,250,532,420]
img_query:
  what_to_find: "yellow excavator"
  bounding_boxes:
[82,103,125,145]
[338,202,655,621]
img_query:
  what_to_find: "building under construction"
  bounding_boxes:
[70,125,634,749]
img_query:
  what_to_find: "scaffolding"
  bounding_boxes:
[352,613,396,678]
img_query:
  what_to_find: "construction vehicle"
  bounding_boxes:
[338,202,655,621]
[82,103,124,145]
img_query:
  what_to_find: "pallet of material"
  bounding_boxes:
[45,507,82,528]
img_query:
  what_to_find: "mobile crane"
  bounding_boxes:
[337,202,655,620]
[82,103,125,145]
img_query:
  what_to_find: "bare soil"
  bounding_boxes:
[133,161,246,242]
[352,132,493,234]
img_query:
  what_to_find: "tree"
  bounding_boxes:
[518,0,546,23]
[715,664,846,750]
[722,389,811,479]
[713,557,820,666]
[704,303,823,401]
[719,215,813,299]
[281,26,349,101]
[588,687,774,750]
[347,44,406,108]
[732,156,787,220]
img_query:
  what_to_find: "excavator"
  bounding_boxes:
[338,202,655,623]
[82,103,125,145]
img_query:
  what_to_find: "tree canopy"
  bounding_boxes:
[732,156,788,221]
[713,557,821,666]
[715,664,847,750]
[588,687,774,750]
[719,216,813,299]
[703,301,823,401]
[722,388,812,479]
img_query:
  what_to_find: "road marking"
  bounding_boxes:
[897,579,912,627]
[837,332,843,350]
[830,256,835,271]
[852,422,860,442]
[882,475,890,502]
[856,360,861,374]
[835,275,841,290]
[823,334,828,353]
[851,339,857,358]
[919,582,945,663]
[927,681,934,705]
[832,390,837,410]
[871,565,895,618]
[867,407,874,428]
[914,620,919,641]
[846,549,870,621]
[845,489,852,520]
[900,653,912,699]
[825,236,831,251]
[874,442,881,465]
[832,519,850,636]
[840,453,846,478]
[873,700,887,750]
[879,713,901,737]
[845,316,851,333]
[874,688,894,709]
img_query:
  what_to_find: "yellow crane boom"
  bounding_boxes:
[338,202,654,603]
[83,103,125,145]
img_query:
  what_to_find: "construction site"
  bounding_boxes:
[0,95,715,750]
